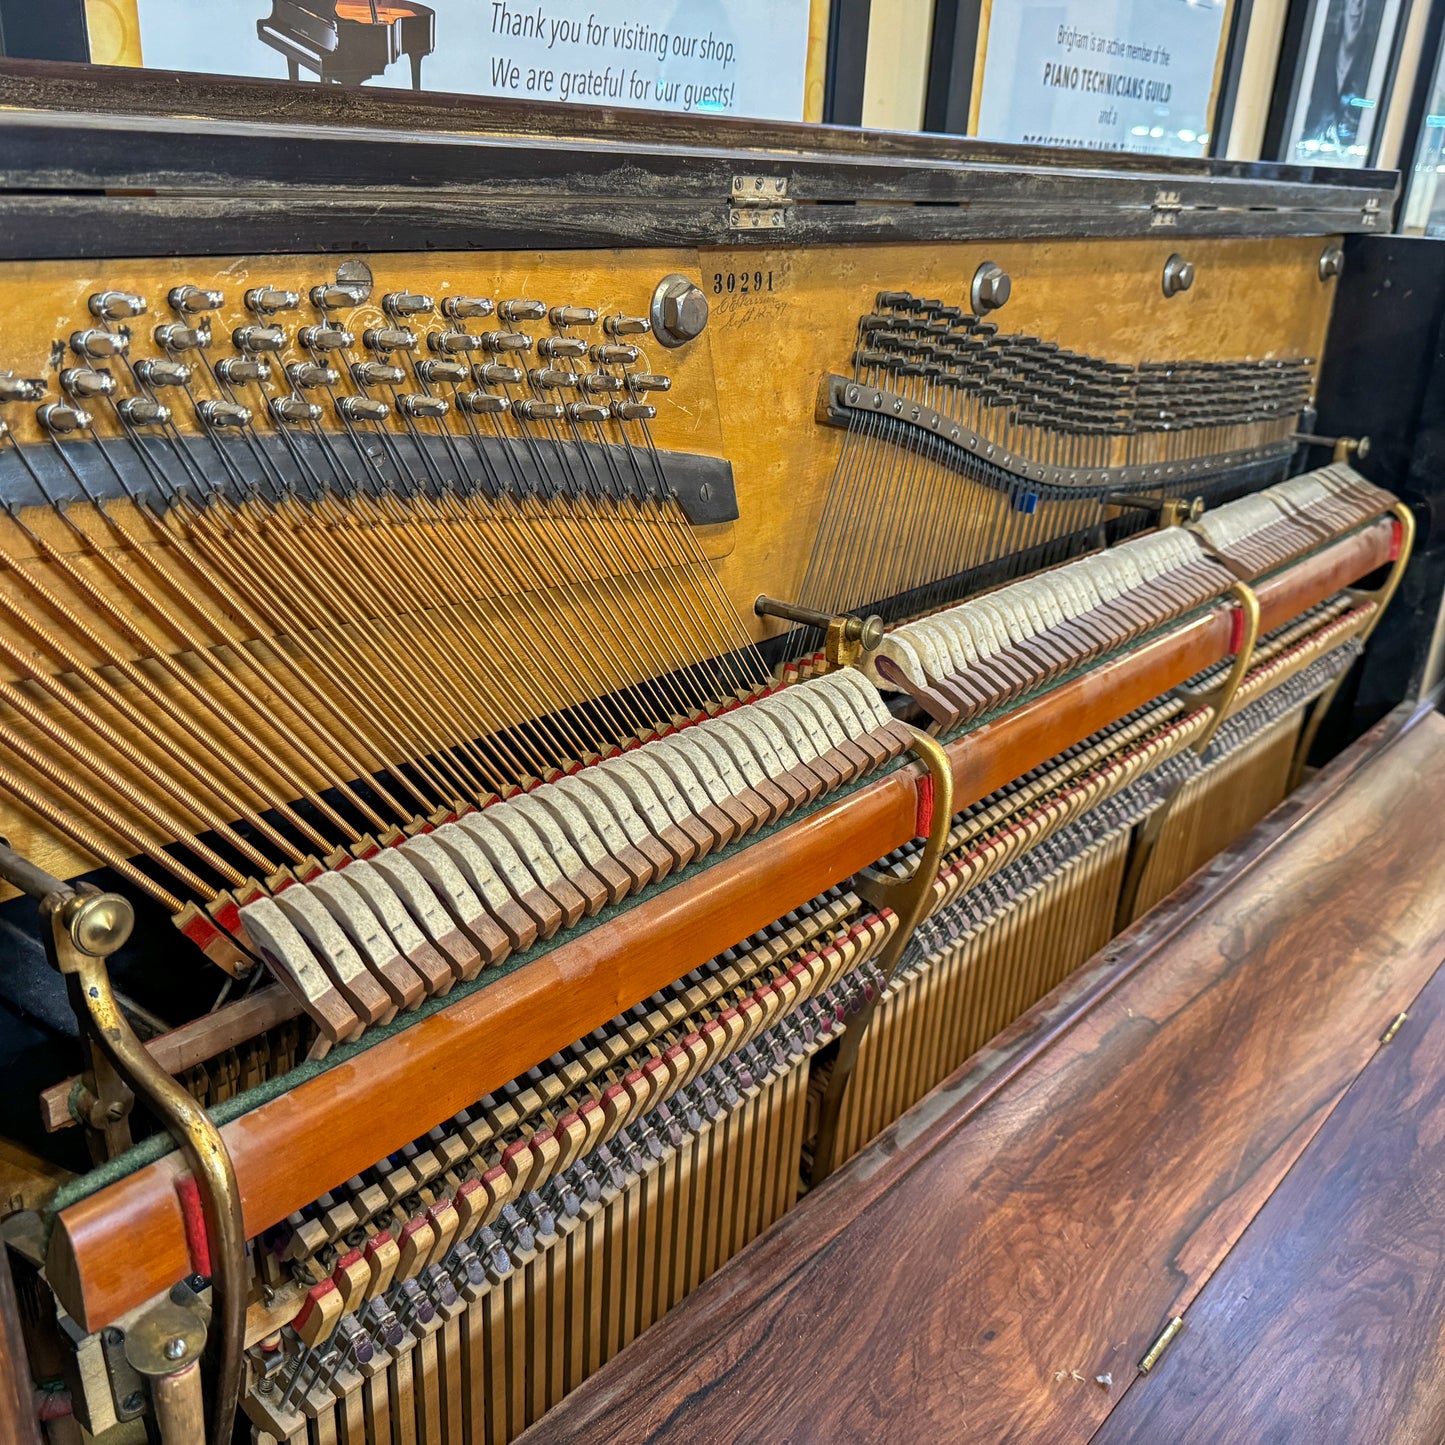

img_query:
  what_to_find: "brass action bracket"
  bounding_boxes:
[1170,579,1262,756]
[0,843,244,1445]
[810,727,954,1182]
[1289,498,1416,788]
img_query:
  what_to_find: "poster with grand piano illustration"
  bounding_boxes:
[85,0,815,122]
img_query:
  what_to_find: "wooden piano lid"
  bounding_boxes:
[523,702,1445,1444]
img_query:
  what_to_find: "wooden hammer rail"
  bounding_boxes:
[39,516,1397,1333]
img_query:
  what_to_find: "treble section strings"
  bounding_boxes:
[782,291,1311,668]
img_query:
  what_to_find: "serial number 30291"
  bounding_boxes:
[712,270,776,295]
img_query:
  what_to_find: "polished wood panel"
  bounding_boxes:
[42,522,1392,1333]
[1094,953,1445,1444]
[523,707,1445,1444]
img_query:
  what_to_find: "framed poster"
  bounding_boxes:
[970,0,1232,157]
[78,0,814,122]
[1274,0,1405,165]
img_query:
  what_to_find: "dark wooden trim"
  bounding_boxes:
[0,1245,40,1445]
[922,0,983,136]
[824,0,870,126]
[1210,0,1256,157]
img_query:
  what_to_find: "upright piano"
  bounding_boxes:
[0,63,1436,1445]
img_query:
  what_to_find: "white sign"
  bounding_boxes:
[974,0,1229,157]
[124,0,812,122]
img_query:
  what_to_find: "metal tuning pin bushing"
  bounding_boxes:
[0,372,44,403]
[352,361,404,386]
[299,325,353,352]
[514,399,562,421]
[580,372,623,393]
[481,330,533,354]
[337,396,390,422]
[498,299,546,322]
[603,314,650,337]
[549,305,599,328]
[364,327,418,353]
[246,287,300,316]
[415,359,467,384]
[627,373,671,394]
[71,328,128,359]
[233,324,287,354]
[429,330,486,354]
[271,396,323,424]
[611,400,655,421]
[169,285,224,315]
[528,367,576,391]
[310,284,364,312]
[537,336,587,359]
[197,400,252,428]
[215,357,271,384]
[383,292,434,318]
[458,390,509,415]
[397,393,448,418]
[134,358,193,387]
[38,402,92,433]
[118,398,172,427]
[591,342,638,365]
[473,362,522,386]
[88,290,147,320]
[59,368,116,400]
[287,362,338,389]
[442,296,494,320]
[565,402,609,423]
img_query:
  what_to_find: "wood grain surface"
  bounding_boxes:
[1094,944,1445,1444]
[523,708,1445,1445]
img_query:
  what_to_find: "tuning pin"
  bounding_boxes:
[480,331,533,354]
[311,284,365,312]
[472,363,522,386]
[364,326,418,353]
[429,330,486,355]
[603,314,650,337]
[498,299,546,322]
[153,323,209,353]
[612,400,657,421]
[383,292,434,318]
[197,400,252,428]
[134,358,193,388]
[414,359,467,384]
[442,296,494,320]
[233,324,287,354]
[246,287,300,316]
[169,285,223,315]
[271,396,323,425]
[352,361,404,386]
[457,390,509,415]
[299,325,353,352]
[627,373,672,394]
[397,393,448,419]
[38,403,91,433]
[591,343,639,365]
[537,336,587,359]
[528,367,576,391]
[580,372,623,394]
[118,398,172,427]
[565,402,610,424]
[513,399,563,421]
[215,357,271,384]
[59,368,115,400]
[88,291,146,321]
[337,396,390,422]
[286,362,338,389]
[0,372,44,403]
[71,328,128,359]
[549,305,599,328]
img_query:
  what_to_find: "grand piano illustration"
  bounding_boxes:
[257,0,435,89]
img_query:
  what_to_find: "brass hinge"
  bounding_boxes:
[1150,190,1183,227]
[1138,1315,1183,1373]
[1362,196,1382,227]
[729,174,792,230]
[1381,1011,1408,1044]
